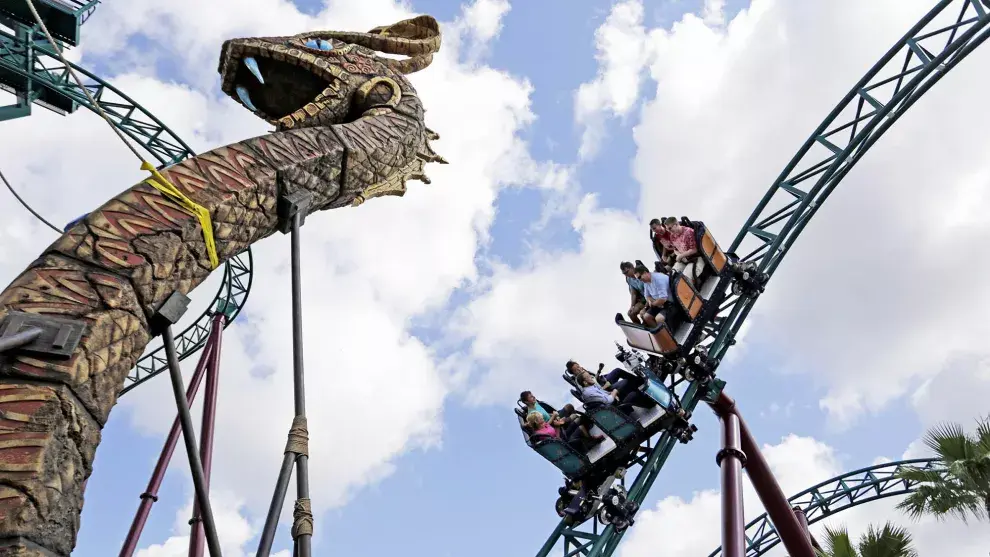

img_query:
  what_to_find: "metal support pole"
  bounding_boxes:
[119,324,219,557]
[256,453,297,557]
[716,412,746,557]
[0,327,42,354]
[289,212,312,557]
[163,326,224,557]
[256,210,313,557]
[713,392,815,557]
[793,506,821,550]
[189,314,226,557]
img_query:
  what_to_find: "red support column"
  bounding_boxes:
[793,506,821,550]
[711,392,816,557]
[188,313,225,557]
[119,318,222,557]
[717,412,747,557]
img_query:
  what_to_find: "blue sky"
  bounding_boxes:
[3,0,990,556]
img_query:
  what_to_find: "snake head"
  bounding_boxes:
[217,15,441,130]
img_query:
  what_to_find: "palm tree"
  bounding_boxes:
[896,417,990,524]
[814,522,918,557]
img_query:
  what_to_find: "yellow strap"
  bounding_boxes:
[140,161,219,269]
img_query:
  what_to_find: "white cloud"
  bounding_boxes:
[621,435,990,557]
[574,0,652,158]
[702,0,727,26]
[449,195,647,406]
[462,0,511,44]
[0,0,545,548]
[910,353,990,429]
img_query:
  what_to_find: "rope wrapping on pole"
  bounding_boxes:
[291,498,314,539]
[284,416,310,457]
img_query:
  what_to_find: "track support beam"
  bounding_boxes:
[189,313,226,557]
[716,412,746,557]
[710,393,815,557]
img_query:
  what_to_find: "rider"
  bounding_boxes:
[620,261,647,325]
[649,218,675,269]
[520,391,556,422]
[576,373,620,407]
[635,264,670,328]
[556,404,606,447]
[565,360,616,391]
[526,412,558,438]
[663,216,703,285]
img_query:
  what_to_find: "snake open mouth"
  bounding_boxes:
[218,38,341,124]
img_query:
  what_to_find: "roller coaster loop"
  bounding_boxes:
[0,20,255,395]
[708,458,942,557]
[537,1,990,555]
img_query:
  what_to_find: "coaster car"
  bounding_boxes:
[618,220,745,359]
[516,350,698,524]
[515,400,617,479]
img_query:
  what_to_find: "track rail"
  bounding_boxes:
[536,1,990,555]
[0,20,255,395]
[708,458,941,557]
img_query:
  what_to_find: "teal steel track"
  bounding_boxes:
[0,13,254,396]
[708,458,941,557]
[537,1,990,555]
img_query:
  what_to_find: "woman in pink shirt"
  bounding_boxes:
[526,412,559,438]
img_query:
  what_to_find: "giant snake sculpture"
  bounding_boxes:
[0,15,444,556]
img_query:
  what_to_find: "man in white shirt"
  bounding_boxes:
[635,264,670,328]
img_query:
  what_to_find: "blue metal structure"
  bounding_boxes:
[536,1,990,555]
[0,2,255,395]
[708,458,941,557]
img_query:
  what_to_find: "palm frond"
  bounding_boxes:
[899,484,983,523]
[819,524,859,557]
[896,467,947,484]
[974,415,990,456]
[924,422,973,462]
[858,523,918,557]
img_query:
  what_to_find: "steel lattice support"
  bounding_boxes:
[535,2,990,556]
[0,15,255,396]
[708,458,941,557]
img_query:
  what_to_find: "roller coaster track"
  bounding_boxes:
[708,458,942,557]
[537,1,990,555]
[0,16,254,396]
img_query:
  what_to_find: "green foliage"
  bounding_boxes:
[896,416,990,524]
[814,522,918,557]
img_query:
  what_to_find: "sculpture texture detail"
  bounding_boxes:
[0,15,443,556]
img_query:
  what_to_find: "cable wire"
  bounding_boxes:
[0,165,62,234]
